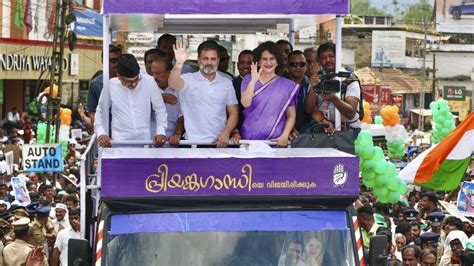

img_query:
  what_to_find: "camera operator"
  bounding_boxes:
[305,43,361,138]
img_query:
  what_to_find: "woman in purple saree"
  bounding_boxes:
[241,41,299,147]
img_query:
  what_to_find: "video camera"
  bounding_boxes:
[314,70,351,94]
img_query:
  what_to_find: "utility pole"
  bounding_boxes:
[378,49,384,114]
[45,0,69,143]
[432,53,437,99]
[418,17,427,131]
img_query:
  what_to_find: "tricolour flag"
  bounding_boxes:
[399,112,474,191]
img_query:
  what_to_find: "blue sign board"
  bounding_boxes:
[72,10,103,39]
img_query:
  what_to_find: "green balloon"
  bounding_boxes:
[374,161,388,174]
[363,178,375,188]
[362,160,377,172]
[386,163,397,177]
[386,177,399,190]
[355,144,363,156]
[387,191,400,203]
[374,116,383,124]
[373,147,385,160]
[363,171,376,181]
[398,181,408,195]
[361,146,376,159]
[375,174,388,187]
[374,185,389,199]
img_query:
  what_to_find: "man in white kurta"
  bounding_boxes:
[95,54,168,147]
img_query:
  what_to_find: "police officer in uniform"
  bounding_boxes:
[2,217,34,266]
[29,205,55,248]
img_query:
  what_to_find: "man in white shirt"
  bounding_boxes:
[169,40,238,147]
[5,107,21,134]
[150,55,185,146]
[95,54,168,147]
[51,208,81,266]
[52,203,70,233]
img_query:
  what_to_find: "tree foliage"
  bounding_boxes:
[351,0,388,16]
[403,0,433,25]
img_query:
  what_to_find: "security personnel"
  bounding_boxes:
[29,205,55,248]
[0,218,10,265]
[2,217,34,266]
[420,231,443,264]
[427,211,445,234]
[420,232,440,250]
[11,208,29,221]
[403,208,419,222]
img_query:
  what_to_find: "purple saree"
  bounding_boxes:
[240,75,300,140]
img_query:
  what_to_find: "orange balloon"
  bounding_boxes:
[43,85,59,98]
[60,108,72,126]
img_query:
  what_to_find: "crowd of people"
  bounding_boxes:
[356,175,474,265]
[0,102,89,265]
[1,33,472,266]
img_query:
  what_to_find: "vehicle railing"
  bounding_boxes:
[110,139,279,147]
[79,133,97,240]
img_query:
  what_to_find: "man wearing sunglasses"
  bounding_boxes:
[87,45,122,124]
[284,50,315,137]
[95,54,168,148]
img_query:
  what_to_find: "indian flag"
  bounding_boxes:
[399,112,474,191]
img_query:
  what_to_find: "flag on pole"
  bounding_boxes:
[399,112,474,191]
[24,0,33,34]
[13,0,24,30]
[47,0,58,35]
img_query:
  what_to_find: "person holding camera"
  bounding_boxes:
[305,43,361,138]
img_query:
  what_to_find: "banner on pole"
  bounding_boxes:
[22,144,63,172]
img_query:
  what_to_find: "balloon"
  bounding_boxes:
[60,108,72,126]
[373,185,389,199]
[361,146,376,160]
[375,174,388,187]
[43,85,59,98]
[363,171,376,181]
[363,178,375,188]
[374,116,383,124]
[386,177,399,190]
[61,141,68,158]
[362,160,377,173]
[398,181,408,195]
[374,161,388,174]
[387,191,400,203]
[59,125,70,141]
[373,147,385,160]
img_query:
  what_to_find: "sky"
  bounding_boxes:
[369,0,436,17]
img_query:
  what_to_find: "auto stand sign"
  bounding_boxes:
[22,144,63,172]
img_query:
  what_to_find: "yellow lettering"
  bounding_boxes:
[145,164,168,193]
[241,164,253,192]
[200,175,215,188]
[168,174,182,188]
[183,173,200,191]
[214,178,224,190]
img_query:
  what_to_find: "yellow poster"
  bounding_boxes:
[447,96,471,121]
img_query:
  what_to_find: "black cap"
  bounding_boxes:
[117,54,140,78]
[427,211,445,227]
[403,208,419,221]
[420,232,440,244]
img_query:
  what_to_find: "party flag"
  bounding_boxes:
[13,0,24,30]
[399,113,474,191]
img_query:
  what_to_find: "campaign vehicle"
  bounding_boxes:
[69,1,388,265]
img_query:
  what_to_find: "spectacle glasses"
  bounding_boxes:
[120,73,142,87]
[289,62,307,68]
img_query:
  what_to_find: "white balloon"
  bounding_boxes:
[59,125,70,141]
